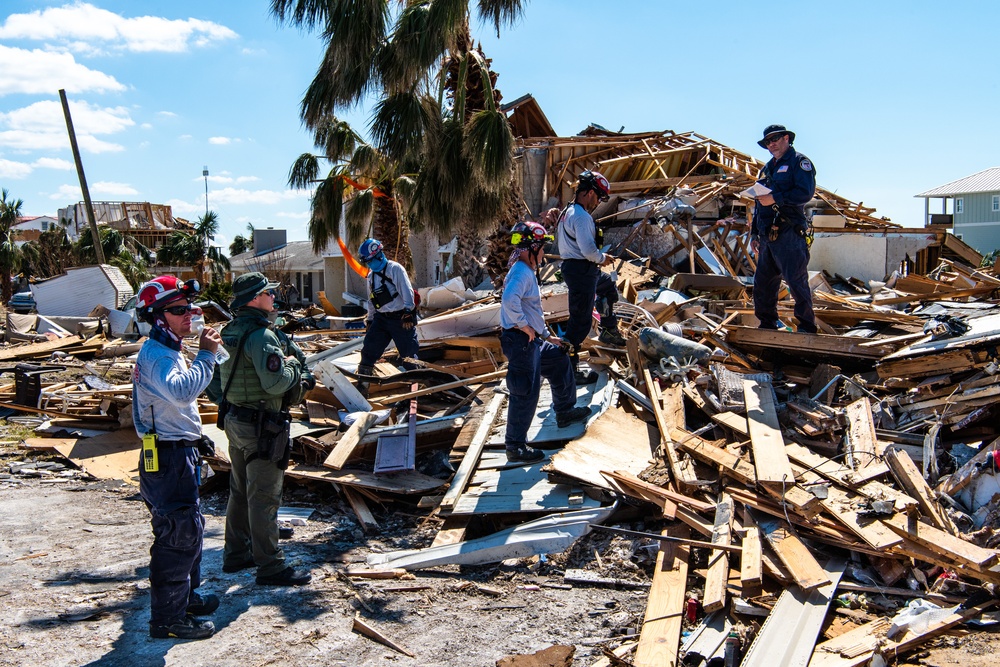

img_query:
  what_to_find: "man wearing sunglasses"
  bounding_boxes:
[555,169,624,384]
[133,276,223,639]
[210,272,314,587]
[750,124,818,334]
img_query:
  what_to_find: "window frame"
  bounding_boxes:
[955,197,964,214]
[993,194,1000,212]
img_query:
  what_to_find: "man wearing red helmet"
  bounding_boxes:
[500,222,591,462]
[132,275,223,640]
[555,170,625,384]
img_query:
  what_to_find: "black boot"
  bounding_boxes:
[570,347,598,385]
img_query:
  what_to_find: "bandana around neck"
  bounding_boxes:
[149,317,182,351]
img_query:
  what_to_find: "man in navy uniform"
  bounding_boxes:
[750,124,818,334]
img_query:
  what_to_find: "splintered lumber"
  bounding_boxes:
[323,412,379,470]
[440,392,505,511]
[644,370,699,488]
[881,514,999,569]
[343,486,379,534]
[0,334,93,361]
[752,510,831,590]
[740,557,845,667]
[842,398,888,480]
[352,615,414,657]
[743,380,794,484]
[740,518,763,587]
[936,435,1000,496]
[601,470,715,513]
[589,525,742,554]
[876,348,981,380]
[284,464,445,495]
[600,470,677,519]
[726,326,898,359]
[672,428,755,484]
[375,369,506,403]
[702,493,733,614]
[430,515,470,548]
[634,526,690,667]
[808,617,891,667]
[883,447,956,534]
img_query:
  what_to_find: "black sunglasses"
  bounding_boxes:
[765,134,786,145]
[162,304,195,316]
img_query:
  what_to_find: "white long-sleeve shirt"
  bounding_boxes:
[556,202,605,263]
[365,260,415,318]
[500,260,549,337]
[132,338,216,440]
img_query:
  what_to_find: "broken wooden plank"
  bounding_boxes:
[430,515,470,548]
[882,514,999,569]
[352,615,414,657]
[439,392,505,511]
[343,487,379,534]
[726,326,898,359]
[634,526,690,667]
[702,493,733,614]
[645,371,699,489]
[740,521,763,588]
[375,369,506,404]
[752,510,830,591]
[323,411,379,470]
[883,447,956,534]
[743,380,794,484]
[843,398,888,480]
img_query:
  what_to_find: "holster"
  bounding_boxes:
[216,399,231,430]
[255,407,292,470]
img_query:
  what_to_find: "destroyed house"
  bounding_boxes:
[916,166,1000,254]
[57,201,193,250]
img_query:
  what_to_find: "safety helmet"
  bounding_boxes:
[136,276,200,322]
[577,170,611,202]
[510,221,553,249]
[358,238,385,264]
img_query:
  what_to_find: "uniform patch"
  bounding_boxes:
[266,353,282,372]
[800,158,813,172]
[777,165,789,173]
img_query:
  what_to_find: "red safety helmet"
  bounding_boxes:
[577,170,611,202]
[136,276,200,321]
[510,221,553,249]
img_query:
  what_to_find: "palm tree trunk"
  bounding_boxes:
[373,194,411,273]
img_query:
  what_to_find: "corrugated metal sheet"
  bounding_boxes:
[30,265,133,317]
[916,167,1000,197]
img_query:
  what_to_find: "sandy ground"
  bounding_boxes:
[2,450,999,667]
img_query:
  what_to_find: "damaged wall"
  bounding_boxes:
[809,231,937,284]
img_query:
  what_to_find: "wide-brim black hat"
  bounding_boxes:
[758,124,795,148]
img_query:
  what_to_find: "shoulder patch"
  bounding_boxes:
[799,158,813,172]
[266,353,282,372]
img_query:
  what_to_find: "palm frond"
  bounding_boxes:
[463,108,513,188]
[314,117,359,161]
[476,0,526,34]
[301,48,376,128]
[348,144,382,178]
[370,91,428,163]
[308,176,347,254]
[345,189,375,242]
[270,0,331,31]
[393,175,417,206]
[427,0,469,53]
[289,153,321,189]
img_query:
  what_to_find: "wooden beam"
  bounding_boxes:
[375,370,506,404]
[882,514,999,569]
[884,448,957,534]
[634,526,690,667]
[343,486,379,533]
[323,412,379,470]
[726,326,897,359]
[752,511,831,591]
[702,493,733,614]
[439,392,505,511]
[743,380,794,484]
[740,518,763,588]
[644,371,699,489]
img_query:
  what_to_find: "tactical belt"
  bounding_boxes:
[376,309,408,320]
[156,439,200,450]
[227,404,265,423]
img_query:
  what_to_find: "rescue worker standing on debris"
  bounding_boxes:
[501,222,591,462]
[556,170,625,385]
[212,272,314,586]
[133,276,221,640]
[357,238,419,375]
[751,124,818,334]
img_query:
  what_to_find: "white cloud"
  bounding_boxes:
[211,187,308,206]
[91,181,138,196]
[178,134,193,141]
[201,174,260,184]
[164,198,202,215]
[0,3,238,55]
[157,111,177,118]
[0,159,33,179]
[33,157,73,170]
[208,136,237,145]
[276,211,311,220]
[0,44,124,96]
[140,123,152,129]
[0,100,133,154]
[49,184,82,200]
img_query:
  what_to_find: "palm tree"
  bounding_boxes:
[273,1,523,262]
[19,223,77,281]
[0,189,25,304]
[156,211,231,285]
[74,226,154,289]
[229,222,255,256]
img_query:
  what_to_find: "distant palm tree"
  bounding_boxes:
[229,222,255,257]
[157,211,231,286]
[273,1,522,258]
[19,224,77,281]
[0,189,25,303]
[74,226,153,289]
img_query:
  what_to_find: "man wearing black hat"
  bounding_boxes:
[209,272,314,587]
[750,124,818,334]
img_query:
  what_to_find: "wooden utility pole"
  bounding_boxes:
[59,89,105,265]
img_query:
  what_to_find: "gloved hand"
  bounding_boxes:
[401,309,416,331]
[197,436,216,458]
[300,375,317,392]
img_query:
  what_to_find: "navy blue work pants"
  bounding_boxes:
[360,311,420,369]
[595,271,620,327]
[500,330,577,448]
[753,229,817,333]
[561,259,599,347]
[139,447,204,625]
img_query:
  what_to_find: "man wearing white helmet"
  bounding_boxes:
[357,238,419,376]
[132,276,222,640]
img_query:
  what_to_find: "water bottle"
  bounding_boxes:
[191,313,230,364]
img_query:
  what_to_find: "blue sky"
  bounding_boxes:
[1,1,998,251]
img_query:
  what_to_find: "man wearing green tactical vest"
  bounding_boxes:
[209,272,315,586]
